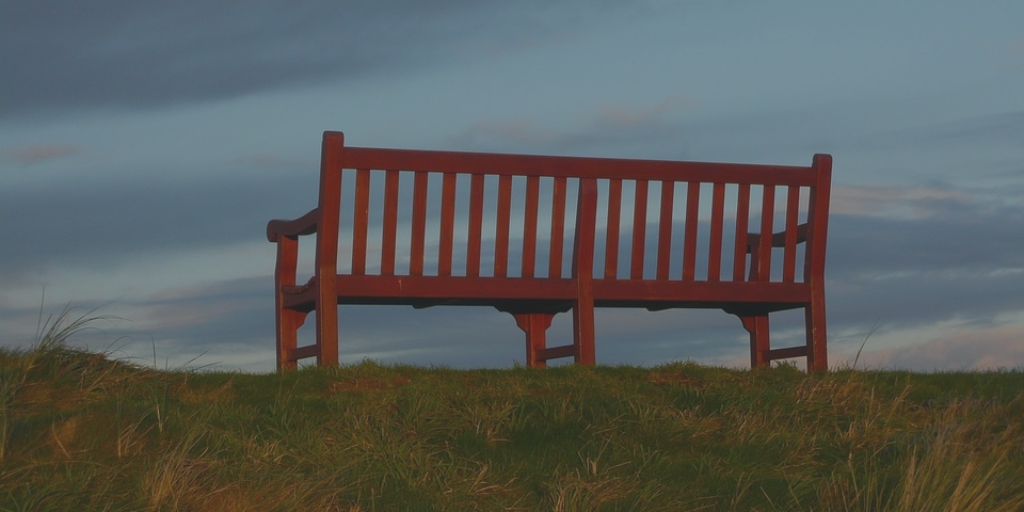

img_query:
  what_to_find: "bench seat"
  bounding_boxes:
[281,275,810,312]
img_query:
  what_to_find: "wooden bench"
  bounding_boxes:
[267,131,833,372]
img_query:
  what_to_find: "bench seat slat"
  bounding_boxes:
[335,276,580,305]
[280,275,810,312]
[591,279,810,306]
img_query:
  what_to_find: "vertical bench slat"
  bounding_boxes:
[522,175,541,278]
[783,186,801,283]
[682,182,701,281]
[467,174,485,277]
[656,181,674,281]
[351,169,371,275]
[549,177,567,278]
[495,175,513,277]
[438,173,457,277]
[707,182,726,282]
[381,170,400,276]
[410,172,429,276]
[757,185,776,282]
[733,183,751,281]
[630,179,649,280]
[604,179,623,279]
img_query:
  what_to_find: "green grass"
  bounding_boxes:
[1,312,1023,511]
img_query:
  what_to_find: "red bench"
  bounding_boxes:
[267,131,833,371]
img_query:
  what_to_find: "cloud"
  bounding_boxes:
[844,324,1024,371]
[827,204,1024,278]
[451,120,558,150]
[449,96,696,155]
[236,153,309,169]
[0,0,636,119]
[0,169,317,285]
[823,184,1024,333]
[1001,39,1024,70]
[919,110,1024,148]
[591,96,700,130]
[831,184,972,218]
[2,144,84,165]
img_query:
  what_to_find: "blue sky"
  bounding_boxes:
[2,0,1023,372]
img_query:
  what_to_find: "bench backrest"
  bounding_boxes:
[313,131,832,286]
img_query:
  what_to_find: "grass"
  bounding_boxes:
[1,312,1022,511]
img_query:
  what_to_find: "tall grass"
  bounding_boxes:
[1,309,1022,510]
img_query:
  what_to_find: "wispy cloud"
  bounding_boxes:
[2,144,83,165]
[236,153,312,169]
[1001,38,1024,70]
[831,184,972,218]
[0,0,638,119]
[846,324,1024,371]
[450,96,696,154]
[451,119,557,150]
[0,170,311,285]
[590,96,700,130]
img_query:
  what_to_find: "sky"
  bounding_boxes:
[2,0,1023,372]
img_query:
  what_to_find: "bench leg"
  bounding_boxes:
[513,313,556,368]
[274,235,305,371]
[276,308,307,371]
[573,280,597,365]
[738,314,771,369]
[276,305,296,370]
[805,304,828,372]
[315,303,340,367]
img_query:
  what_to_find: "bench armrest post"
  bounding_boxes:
[804,154,832,371]
[571,178,598,364]
[272,234,300,369]
[313,131,345,366]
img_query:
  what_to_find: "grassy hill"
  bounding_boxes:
[2,314,1023,511]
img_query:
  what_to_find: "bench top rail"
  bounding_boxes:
[342,145,821,187]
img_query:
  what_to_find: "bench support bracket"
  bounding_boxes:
[512,313,557,368]
[730,305,825,371]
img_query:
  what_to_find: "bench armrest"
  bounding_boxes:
[746,223,808,251]
[267,208,319,242]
